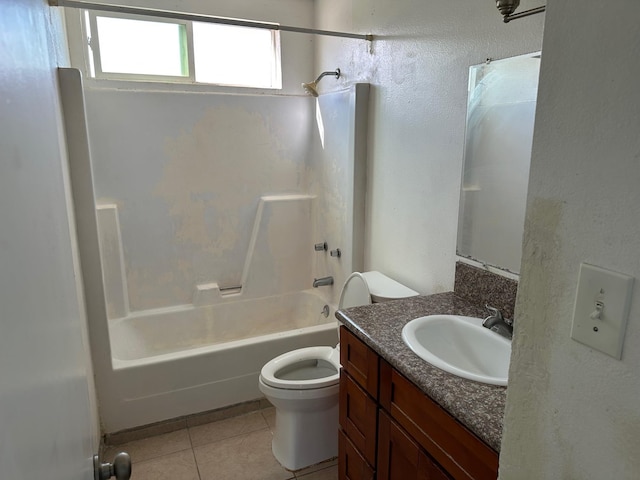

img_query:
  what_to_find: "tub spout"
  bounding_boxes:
[313,276,334,287]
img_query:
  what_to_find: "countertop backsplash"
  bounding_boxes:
[454,262,518,320]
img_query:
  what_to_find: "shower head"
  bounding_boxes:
[495,0,520,16]
[301,68,341,97]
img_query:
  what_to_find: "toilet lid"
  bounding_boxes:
[260,346,340,390]
[338,272,372,309]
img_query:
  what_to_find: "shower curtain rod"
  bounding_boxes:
[49,0,374,41]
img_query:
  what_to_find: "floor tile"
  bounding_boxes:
[262,406,276,431]
[296,464,338,479]
[195,428,291,480]
[130,449,199,480]
[104,429,192,464]
[189,411,268,447]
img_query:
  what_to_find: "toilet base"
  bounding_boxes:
[271,401,339,471]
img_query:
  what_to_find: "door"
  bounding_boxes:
[0,1,99,478]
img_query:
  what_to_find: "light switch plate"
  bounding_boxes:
[571,263,634,359]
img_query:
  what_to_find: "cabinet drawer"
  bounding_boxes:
[340,326,379,398]
[340,371,378,466]
[378,410,451,480]
[379,360,498,480]
[339,428,375,480]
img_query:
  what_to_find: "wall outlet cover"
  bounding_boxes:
[570,263,634,359]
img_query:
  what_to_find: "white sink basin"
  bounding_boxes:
[402,315,511,386]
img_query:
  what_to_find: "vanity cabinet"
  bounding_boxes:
[338,326,499,480]
[378,410,449,480]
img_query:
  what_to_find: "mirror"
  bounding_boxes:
[457,52,541,274]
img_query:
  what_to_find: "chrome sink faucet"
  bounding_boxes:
[482,305,513,340]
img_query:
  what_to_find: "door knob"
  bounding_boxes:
[94,452,132,480]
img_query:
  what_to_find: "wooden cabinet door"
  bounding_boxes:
[339,371,378,466]
[340,326,379,398]
[379,360,498,480]
[378,410,451,480]
[339,428,375,480]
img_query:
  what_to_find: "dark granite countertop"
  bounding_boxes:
[336,292,506,452]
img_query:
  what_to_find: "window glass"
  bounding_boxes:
[95,16,188,77]
[192,22,279,88]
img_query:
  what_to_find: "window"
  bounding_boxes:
[84,11,282,89]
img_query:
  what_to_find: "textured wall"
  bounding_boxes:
[500,1,640,478]
[314,0,544,294]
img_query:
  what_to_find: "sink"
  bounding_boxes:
[401,315,511,386]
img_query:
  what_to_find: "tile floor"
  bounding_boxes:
[104,408,338,480]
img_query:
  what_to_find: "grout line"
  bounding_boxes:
[129,447,193,466]
[187,413,271,450]
[192,445,203,480]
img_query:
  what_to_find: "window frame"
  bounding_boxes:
[83,10,282,89]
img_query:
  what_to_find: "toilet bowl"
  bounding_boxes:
[259,271,418,471]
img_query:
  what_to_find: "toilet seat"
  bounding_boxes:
[260,346,340,390]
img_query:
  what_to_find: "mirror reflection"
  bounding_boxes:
[457,52,541,274]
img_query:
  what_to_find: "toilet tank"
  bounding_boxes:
[361,271,419,303]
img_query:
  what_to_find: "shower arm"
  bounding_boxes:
[495,0,546,23]
[502,5,546,23]
[313,70,340,84]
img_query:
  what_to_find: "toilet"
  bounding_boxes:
[258,271,418,471]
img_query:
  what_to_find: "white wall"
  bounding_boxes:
[500,1,640,478]
[0,1,99,479]
[314,0,544,293]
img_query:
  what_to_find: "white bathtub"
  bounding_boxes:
[102,290,338,432]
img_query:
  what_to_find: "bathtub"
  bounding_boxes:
[102,290,338,432]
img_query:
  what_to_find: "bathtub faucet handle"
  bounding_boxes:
[314,242,328,252]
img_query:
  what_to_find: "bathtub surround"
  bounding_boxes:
[85,85,368,314]
[65,61,369,432]
[86,92,316,312]
[60,0,371,436]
